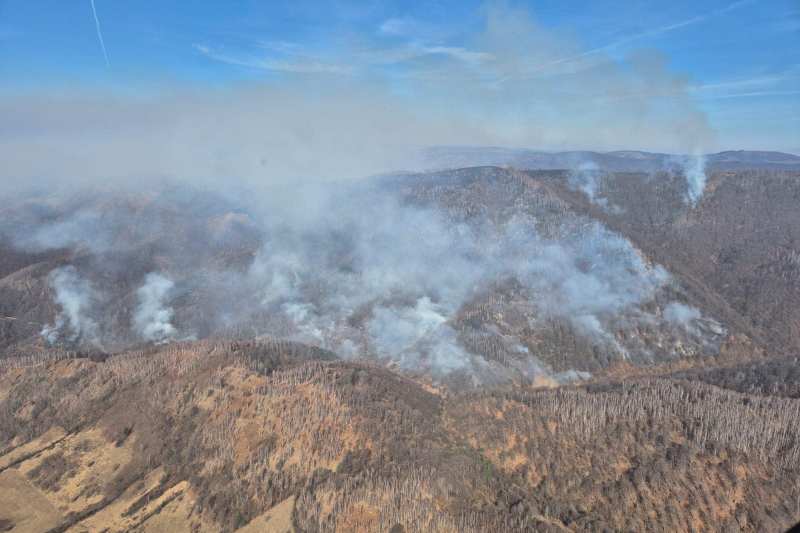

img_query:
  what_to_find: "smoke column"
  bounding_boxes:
[41,266,101,347]
[134,273,178,342]
[684,153,707,205]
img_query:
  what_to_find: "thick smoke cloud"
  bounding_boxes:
[508,222,670,345]
[41,266,101,348]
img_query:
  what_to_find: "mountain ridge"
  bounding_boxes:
[423,147,800,172]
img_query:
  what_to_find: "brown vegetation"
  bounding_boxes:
[0,339,798,531]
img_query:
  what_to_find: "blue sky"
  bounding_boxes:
[0,0,798,156]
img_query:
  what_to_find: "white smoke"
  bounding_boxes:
[241,189,675,373]
[16,176,718,378]
[41,266,101,347]
[134,273,177,342]
[507,219,669,352]
[368,297,469,374]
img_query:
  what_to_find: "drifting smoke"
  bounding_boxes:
[134,273,178,342]
[15,209,116,254]
[89,0,110,67]
[41,266,101,347]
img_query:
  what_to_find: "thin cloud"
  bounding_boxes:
[379,17,416,36]
[356,42,493,66]
[597,0,754,53]
[691,70,799,99]
[195,38,493,75]
[193,44,353,75]
[571,72,798,104]
[419,45,493,65]
[693,75,793,92]
[698,89,800,100]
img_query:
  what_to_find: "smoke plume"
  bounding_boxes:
[568,162,607,207]
[684,153,708,204]
[134,273,178,343]
[41,266,101,347]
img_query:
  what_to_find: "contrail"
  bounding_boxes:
[89,0,110,67]
[498,0,755,83]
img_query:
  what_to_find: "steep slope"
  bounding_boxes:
[385,167,755,372]
[550,168,800,354]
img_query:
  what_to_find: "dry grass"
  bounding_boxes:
[0,469,62,532]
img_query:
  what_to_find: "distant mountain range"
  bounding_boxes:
[424,147,800,172]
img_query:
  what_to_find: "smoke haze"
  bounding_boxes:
[2,176,723,382]
[0,2,730,382]
[0,3,715,194]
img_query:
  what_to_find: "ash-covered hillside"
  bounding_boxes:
[1,163,799,532]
